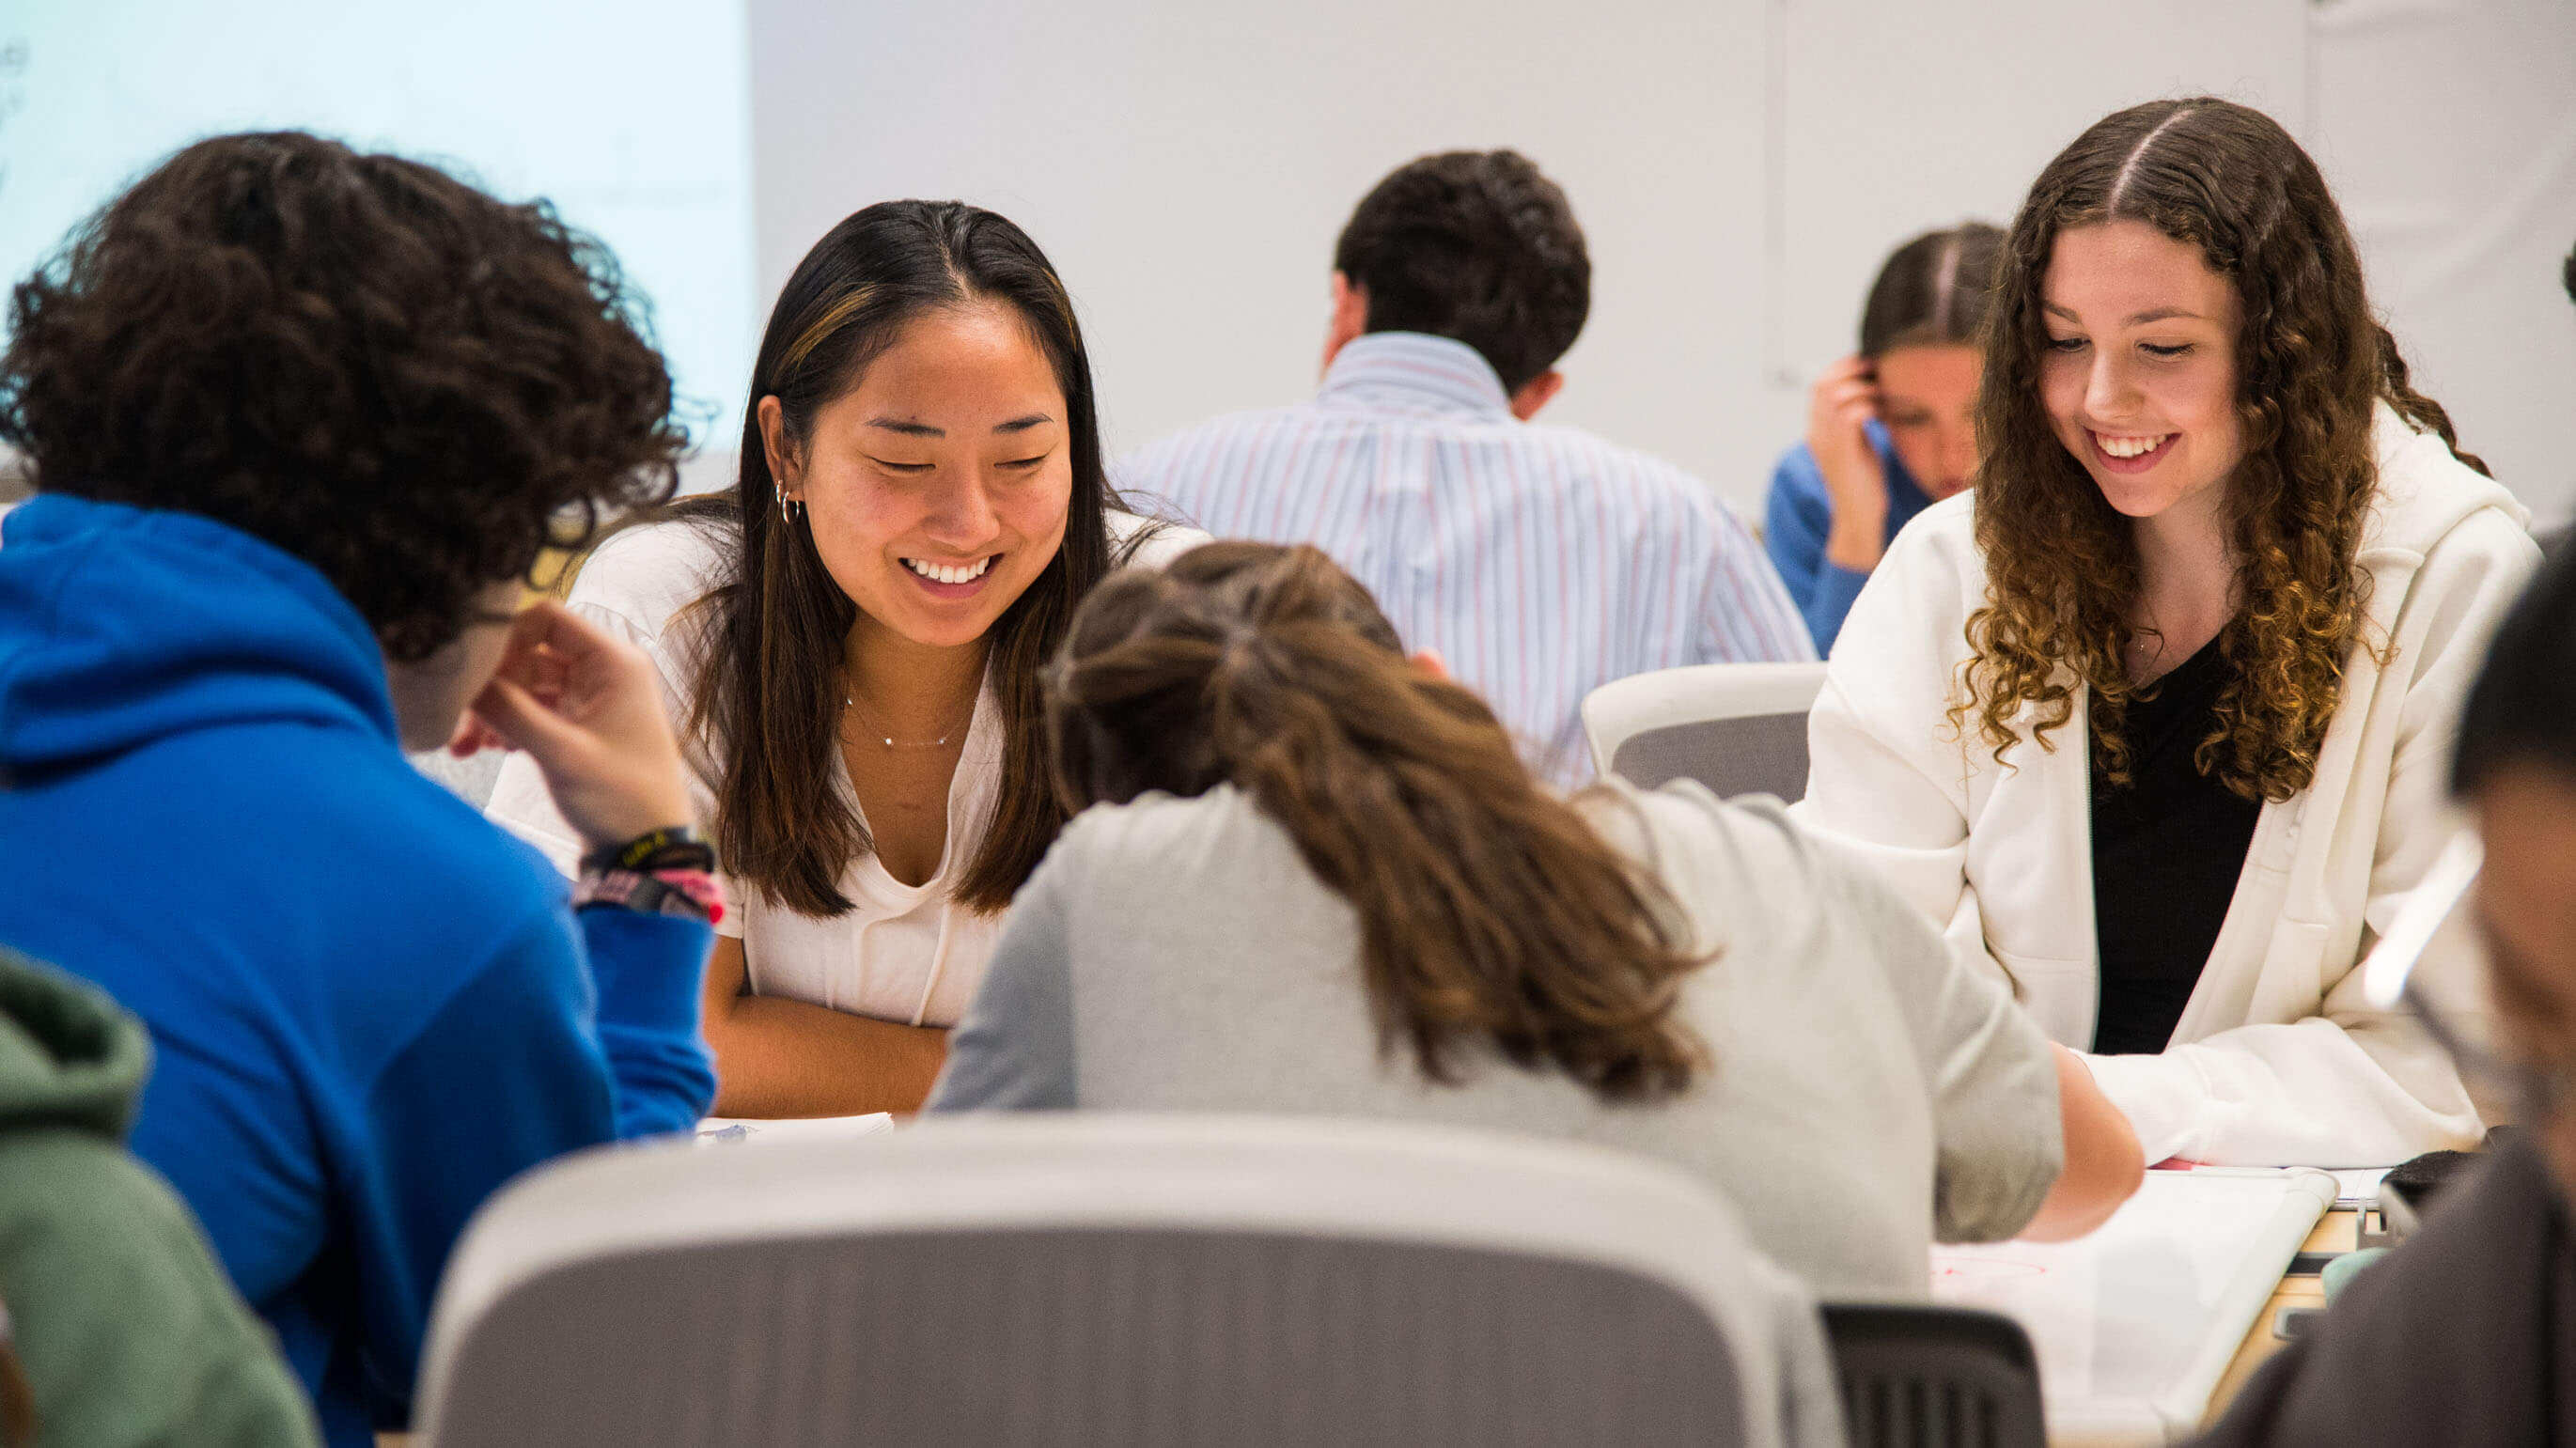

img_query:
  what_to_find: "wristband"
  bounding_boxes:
[573,866,726,926]
[583,823,715,876]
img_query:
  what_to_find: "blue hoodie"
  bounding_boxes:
[0,495,716,1447]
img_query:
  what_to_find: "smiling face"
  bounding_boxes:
[1873,343,1981,501]
[2039,219,2245,523]
[762,302,1073,654]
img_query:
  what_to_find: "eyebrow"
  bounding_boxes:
[865,413,1055,439]
[2042,303,2208,325]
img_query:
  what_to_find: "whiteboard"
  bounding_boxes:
[1930,1166,2336,1446]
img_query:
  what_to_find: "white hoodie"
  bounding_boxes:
[1796,405,2539,1167]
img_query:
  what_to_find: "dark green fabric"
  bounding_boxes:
[0,951,318,1448]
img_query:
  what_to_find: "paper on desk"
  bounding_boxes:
[695,1113,895,1145]
[1931,1166,2336,1446]
[2327,1167,2391,1205]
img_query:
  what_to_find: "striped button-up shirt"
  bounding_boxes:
[1120,332,1813,786]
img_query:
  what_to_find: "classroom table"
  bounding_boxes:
[2202,1205,2355,1428]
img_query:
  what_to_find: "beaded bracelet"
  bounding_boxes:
[572,866,726,926]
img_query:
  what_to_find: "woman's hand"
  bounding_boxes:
[453,599,695,850]
[1806,354,1891,573]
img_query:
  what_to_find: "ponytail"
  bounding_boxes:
[1049,542,1709,1102]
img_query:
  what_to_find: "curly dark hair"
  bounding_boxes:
[1332,149,1590,391]
[1958,98,2484,802]
[0,131,686,661]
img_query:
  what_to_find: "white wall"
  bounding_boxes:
[748,0,1767,506]
[748,0,2575,522]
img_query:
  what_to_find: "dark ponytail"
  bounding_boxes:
[1047,542,1709,1103]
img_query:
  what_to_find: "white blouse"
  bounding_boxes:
[486,508,1206,1028]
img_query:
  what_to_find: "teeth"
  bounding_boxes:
[904,555,994,584]
[2096,432,2171,459]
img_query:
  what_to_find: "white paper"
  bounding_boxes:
[1930,1166,2336,1445]
[695,1113,895,1146]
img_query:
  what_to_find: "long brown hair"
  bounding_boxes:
[1962,98,2485,799]
[1047,542,1708,1103]
[671,200,1141,915]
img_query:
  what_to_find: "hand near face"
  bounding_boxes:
[455,599,695,850]
[1807,354,1890,570]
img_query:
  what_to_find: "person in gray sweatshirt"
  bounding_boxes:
[929,540,2144,1300]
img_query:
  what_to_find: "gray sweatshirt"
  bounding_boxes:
[929,779,2063,1300]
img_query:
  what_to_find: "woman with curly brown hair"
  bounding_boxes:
[0,132,718,1445]
[1800,98,2540,1169]
[929,541,2145,1300]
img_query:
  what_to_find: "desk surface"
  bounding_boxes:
[2202,1206,2352,1428]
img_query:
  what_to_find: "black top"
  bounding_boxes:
[2089,633,2262,1055]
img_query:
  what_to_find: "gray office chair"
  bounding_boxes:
[1582,662,1830,802]
[1821,1303,2045,1448]
[415,1114,1841,1448]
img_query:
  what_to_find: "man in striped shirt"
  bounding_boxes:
[1119,149,1812,787]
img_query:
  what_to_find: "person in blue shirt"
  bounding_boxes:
[0,132,718,1446]
[1764,223,2002,652]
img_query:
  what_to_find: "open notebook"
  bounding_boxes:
[1931,1166,2337,1445]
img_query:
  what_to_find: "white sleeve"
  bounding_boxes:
[2083,512,2538,1166]
[1791,511,2022,997]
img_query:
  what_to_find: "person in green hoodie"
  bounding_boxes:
[0,949,317,1447]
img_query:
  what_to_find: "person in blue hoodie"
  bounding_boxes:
[1762,223,2002,653]
[0,132,719,1445]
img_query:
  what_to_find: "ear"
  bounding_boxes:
[1321,272,1370,372]
[1408,647,1451,682]
[756,395,801,500]
[1507,370,1565,422]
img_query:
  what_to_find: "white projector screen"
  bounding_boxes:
[0,1,757,455]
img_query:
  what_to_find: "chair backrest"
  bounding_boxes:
[1820,1303,2044,1448]
[417,1114,1837,1448]
[1582,662,1830,802]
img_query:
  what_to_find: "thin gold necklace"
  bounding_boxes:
[843,690,969,751]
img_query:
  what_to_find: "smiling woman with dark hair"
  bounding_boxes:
[1800,98,2540,1170]
[491,201,1202,1118]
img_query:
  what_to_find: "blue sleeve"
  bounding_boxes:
[924,863,1077,1111]
[343,908,712,1425]
[1762,444,1864,654]
[576,907,718,1140]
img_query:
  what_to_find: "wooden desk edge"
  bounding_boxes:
[2202,1207,2357,1429]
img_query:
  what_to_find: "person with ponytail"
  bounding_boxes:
[1800,99,2540,1170]
[489,202,1202,1117]
[928,541,2142,1299]
[1764,223,2002,653]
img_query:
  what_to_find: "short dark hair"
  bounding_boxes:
[1331,150,1589,392]
[0,131,685,662]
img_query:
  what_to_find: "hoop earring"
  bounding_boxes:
[776,490,800,525]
